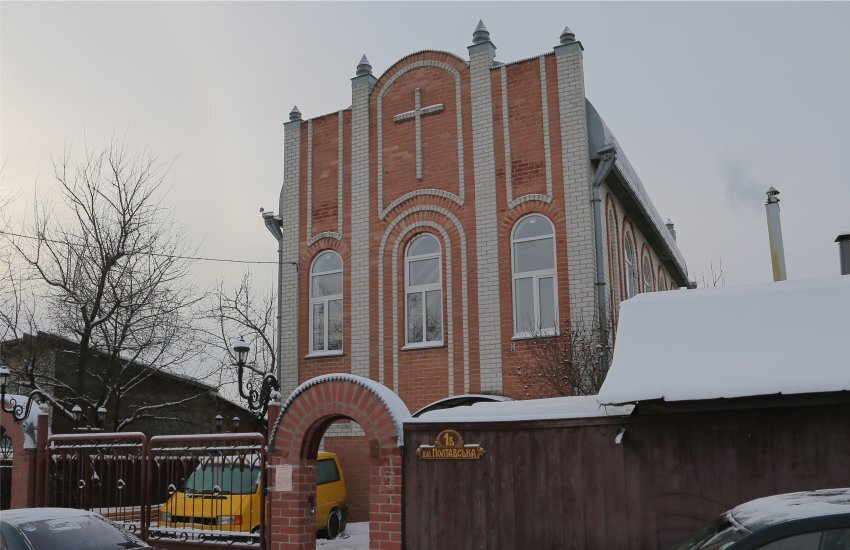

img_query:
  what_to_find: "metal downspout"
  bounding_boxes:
[262,213,284,384]
[591,144,617,373]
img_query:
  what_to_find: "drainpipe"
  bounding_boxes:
[261,211,284,383]
[591,143,618,373]
[836,232,850,275]
[764,187,787,281]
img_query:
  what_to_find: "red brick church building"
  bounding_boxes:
[264,22,688,520]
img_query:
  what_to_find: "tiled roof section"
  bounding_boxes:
[586,99,688,282]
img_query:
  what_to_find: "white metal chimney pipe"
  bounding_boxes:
[836,232,850,275]
[765,187,787,282]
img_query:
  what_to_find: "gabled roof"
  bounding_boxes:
[598,276,850,406]
[586,99,688,284]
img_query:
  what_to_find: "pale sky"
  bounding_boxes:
[3,1,849,298]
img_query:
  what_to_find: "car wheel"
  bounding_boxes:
[326,509,341,540]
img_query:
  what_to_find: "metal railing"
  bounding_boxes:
[46,431,266,548]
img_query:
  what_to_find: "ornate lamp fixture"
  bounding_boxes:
[0,365,49,423]
[232,337,280,418]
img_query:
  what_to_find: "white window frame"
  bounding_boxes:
[642,253,654,293]
[624,232,637,299]
[511,214,559,339]
[404,234,443,349]
[308,250,343,357]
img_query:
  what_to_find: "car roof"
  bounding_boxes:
[730,488,850,531]
[0,508,98,525]
[318,451,336,460]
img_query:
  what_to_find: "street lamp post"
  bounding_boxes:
[0,365,49,423]
[232,337,280,418]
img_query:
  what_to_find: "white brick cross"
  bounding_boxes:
[393,87,444,180]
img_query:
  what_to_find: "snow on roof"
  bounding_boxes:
[730,488,850,530]
[407,395,633,423]
[598,276,850,406]
[3,394,44,448]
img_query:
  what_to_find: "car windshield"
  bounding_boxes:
[12,514,147,549]
[184,464,260,495]
[671,514,750,550]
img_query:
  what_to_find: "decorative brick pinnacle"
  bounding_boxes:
[472,19,491,45]
[560,25,576,45]
[289,105,302,122]
[356,54,372,77]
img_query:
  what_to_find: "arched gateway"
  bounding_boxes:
[268,374,409,549]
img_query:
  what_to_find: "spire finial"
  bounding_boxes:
[472,19,491,45]
[356,54,373,77]
[289,105,302,122]
[560,26,576,45]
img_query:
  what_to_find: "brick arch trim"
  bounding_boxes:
[268,373,411,454]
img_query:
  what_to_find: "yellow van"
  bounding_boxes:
[159,451,347,539]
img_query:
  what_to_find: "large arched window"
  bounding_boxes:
[511,214,558,337]
[310,251,343,354]
[642,252,654,293]
[405,234,443,347]
[658,269,667,293]
[624,232,637,299]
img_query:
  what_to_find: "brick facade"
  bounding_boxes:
[271,22,689,529]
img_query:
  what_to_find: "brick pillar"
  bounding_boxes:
[35,409,48,507]
[269,456,318,550]
[368,449,403,549]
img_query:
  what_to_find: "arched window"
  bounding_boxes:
[642,253,654,293]
[405,234,443,347]
[624,232,637,299]
[606,206,621,307]
[310,251,343,354]
[511,214,558,336]
[658,270,668,293]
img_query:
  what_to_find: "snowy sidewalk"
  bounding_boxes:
[316,522,368,550]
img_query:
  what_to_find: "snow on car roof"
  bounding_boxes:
[597,276,850,405]
[0,507,97,524]
[407,395,633,423]
[730,488,850,530]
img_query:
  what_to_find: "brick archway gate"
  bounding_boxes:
[268,374,410,550]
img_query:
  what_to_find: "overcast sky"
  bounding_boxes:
[3,1,849,297]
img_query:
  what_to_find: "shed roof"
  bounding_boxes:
[597,276,850,405]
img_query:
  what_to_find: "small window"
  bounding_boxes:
[623,232,637,298]
[317,458,340,485]
[310,251,343,354]
[405,234,443,347]
[606,207,621,306]
[511,214,558,336]
[642,253,654,293]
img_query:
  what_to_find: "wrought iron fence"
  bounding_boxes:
[46,431,266,548]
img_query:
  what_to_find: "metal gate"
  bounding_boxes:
[46,431,267,549]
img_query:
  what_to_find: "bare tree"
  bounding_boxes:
[2,138,205,431]
[510,316,613,398]
[700,259,726,288]
[202,270,276,421]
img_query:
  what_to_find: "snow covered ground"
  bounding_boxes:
[316,522,368,550]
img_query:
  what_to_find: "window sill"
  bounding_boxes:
[401,341,445,351]
[511,331,559,341]
[305,351,344,359]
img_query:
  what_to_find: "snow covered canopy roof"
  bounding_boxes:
[408,395,633,423]
[598,276,850,405]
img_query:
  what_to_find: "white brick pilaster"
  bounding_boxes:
[350,72,376,379]
[279,116,302,396]
[555,42,596,324]
[468,40,503,394]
